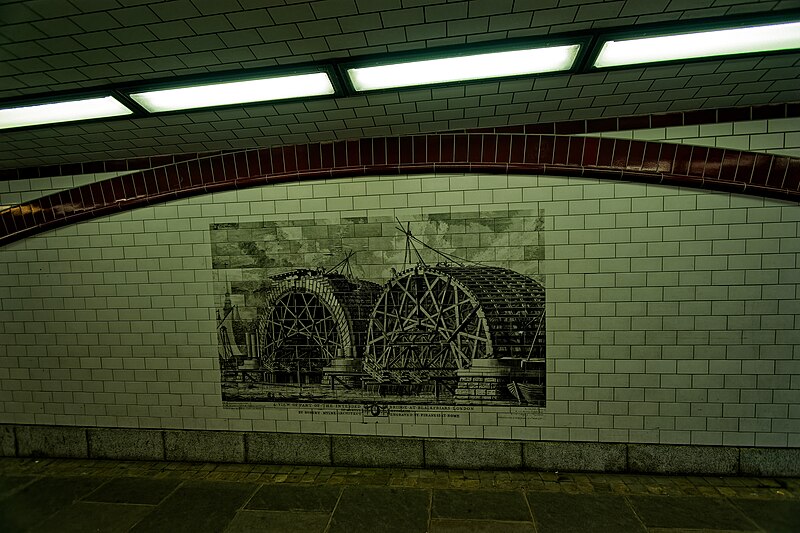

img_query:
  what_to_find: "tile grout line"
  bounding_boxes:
[222,479,264,532]
[522,490,540,533]
[621,493,650,532]
[726,496,769,533]
[427,484,433,532]
[124,478,187,532]
[322,485,345,533]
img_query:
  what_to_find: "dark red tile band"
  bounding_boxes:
[0,134,798,247]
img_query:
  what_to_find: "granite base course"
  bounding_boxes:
[1,425,798,476]
[88,428,165,461]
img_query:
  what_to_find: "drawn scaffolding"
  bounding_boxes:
[360,220,546,403]
[364,265,545,378]
[216,217,546,406]
[255,268,381,384]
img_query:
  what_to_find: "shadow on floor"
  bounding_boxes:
[0,458,798,532]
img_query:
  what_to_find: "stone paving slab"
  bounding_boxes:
[628,495,757,531]
[0,476,105,532]
[429,519,536,532]
[731,498,800,533]
[30,501,153,533]
[329,486,430,533]
[527,492,646,533]
[0,458,798,532]
[83,477,181,505]
[225,510,331,533]
[0,475,33,498]
[246,484,342,512]
[432,489,531,521]
[129,481,257,533]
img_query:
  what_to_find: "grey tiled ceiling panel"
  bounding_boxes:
[1,0,800,169]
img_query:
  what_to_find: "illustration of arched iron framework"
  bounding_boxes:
[364,265,546,383]
[256,269,381,383]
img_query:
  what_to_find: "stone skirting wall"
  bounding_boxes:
[1,424,797,477]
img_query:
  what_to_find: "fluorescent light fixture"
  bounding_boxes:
[129,72,335,112]
[347,44,581,91]
[594,20,800,68]
[0,96,132,130]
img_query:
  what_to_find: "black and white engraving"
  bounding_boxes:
[212,211,546,408]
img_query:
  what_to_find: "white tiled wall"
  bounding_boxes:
[588,117,800,157]
[0,173,798,447]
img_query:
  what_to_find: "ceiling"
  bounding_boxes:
[1,0,800,171]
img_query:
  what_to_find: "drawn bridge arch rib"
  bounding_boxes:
[1,132,799,246]
[364,265,546,378]
[255,269,381,383]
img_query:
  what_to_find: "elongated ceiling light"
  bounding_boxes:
[0,96,132,130]
[347,44,581,91]
[129,72,335,113]
[594,20,800,68]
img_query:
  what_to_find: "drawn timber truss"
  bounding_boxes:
[217,217,546,405]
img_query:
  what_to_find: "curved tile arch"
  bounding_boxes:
[1,133,798,247]
[2,101,799,181]
[2,103,800,180]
